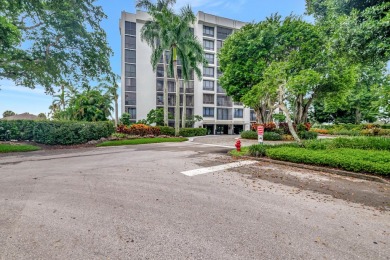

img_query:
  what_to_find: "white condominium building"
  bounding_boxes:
[119,10,256,134]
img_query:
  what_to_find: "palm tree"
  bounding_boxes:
[181,41,206,128]
[161,6,200,135]
[136,0,176,126]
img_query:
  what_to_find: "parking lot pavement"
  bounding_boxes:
[0,142,389,259]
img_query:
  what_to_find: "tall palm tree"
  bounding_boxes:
[181,41,206,128]
[137,0,176,126]
[161,6,199,135]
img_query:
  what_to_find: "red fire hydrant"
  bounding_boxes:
[235,139,241,152]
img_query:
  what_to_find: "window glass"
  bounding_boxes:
[217,26,233,40]
[125,78,136,92]
[203,80,214,91]
[205,53,214,64]
[125,22,136,36]
[203,107,214,117]
[203,94,214,104]
[203,25,214,37]
[125,36,136,49]
[203,67,214,77]
[125,49,136,63]
[234,109,243,118]
[125,64,136,77]
[203,39,214,50]
[128,108,136,119]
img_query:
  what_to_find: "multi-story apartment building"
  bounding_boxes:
[119,10,256,134]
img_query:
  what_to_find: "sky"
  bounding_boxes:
[0,0,309,117]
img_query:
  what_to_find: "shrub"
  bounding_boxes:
[265,147,390,175]
[179,128,207,137]
[298,131,318,140]
[157,126,175,136]
[310,128,329,134]
[264,132,282,141]
[279,122,296,135]
[251,122,276,132]
[120,113,131,126]
[248,144,266,157]
[0,120,115,145]
[117,124,160,136]
[282,134,294,141]
[241,130,258,139]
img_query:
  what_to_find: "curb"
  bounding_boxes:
[235,155,390,185]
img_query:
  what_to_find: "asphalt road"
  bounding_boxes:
[0,140,389,259]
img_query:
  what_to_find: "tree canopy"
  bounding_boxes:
[0,0,115,93]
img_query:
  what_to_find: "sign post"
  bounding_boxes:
[257,125,264,144]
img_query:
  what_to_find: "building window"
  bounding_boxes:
[217,95,232,107]
[128,108,136,119]
[203,94,214,104]
[125,92,136,106]
[217,40,223,51]
[250,110,256,121]
[125,64,136,77]
[157,65,164,77]
[217,26,233,40]
[203,67,214,77]
[156,93,163,105]
[203,80,214,91]
[217,108,231,120]
[168,81,175,92]
[217,69,222,78]
[217,84,226,93]
[168,94,176,106]
[203,107,214,117]
[125,35,136,49]
[125,49,136,63]
[156,80,163,91]
[125,22,136,36]
[203,25,214,37]
[205,53,214,65]
[125,78,136,92]
[234,109,243,118]
[203,39,214,51]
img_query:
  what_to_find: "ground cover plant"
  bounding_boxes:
[0,144,40,153]
[231,137,390,176]
[97,137,188,147]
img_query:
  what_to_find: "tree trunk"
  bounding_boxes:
[279,85,301,143]
[279,102,301,143]
[355,108,362,124]
[301,96,314,124]
[182,81,187,128]
[173,47,180,136]
[114,97,118,126]
[163,52,169,126]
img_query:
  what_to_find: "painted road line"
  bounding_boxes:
[182,160,258,177]
[190,142,234,149]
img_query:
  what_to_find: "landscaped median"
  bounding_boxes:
[97,137,188,147]
[0,143,40,153]
[230,137,390,176]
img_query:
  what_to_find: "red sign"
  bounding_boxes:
[257,126,264,135]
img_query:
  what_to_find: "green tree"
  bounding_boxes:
[120,112,131,126]
[137,0,176,126]
[146,108,165,126]
[58,87,113,122]
[0,0,115,93]
[38,113,46,119]
[2,110,15,117]
[306,0,390,63]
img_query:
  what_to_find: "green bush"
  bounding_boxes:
[241,130,258,139]
[265,147,390,175]
[0,120,114,145]
[248,144,267,157]
[264,132,282,141]
[157,126,175,136]
[179,128,207,137]
[299,131,318,140]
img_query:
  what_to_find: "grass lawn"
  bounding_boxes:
[229,147,249,157]
[0,144,40,153]
[97,137,188,147]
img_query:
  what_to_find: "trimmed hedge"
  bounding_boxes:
[116,124,160,136]
[248,144,266,157]
[0,120,114,145]
[241,130,257,139]
[157,126,175,136]
[264,132,282,141]
[266,147,390,176]
[179,128,207,137]
[298,131,318,140]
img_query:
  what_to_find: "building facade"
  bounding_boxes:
[119,10,255,134]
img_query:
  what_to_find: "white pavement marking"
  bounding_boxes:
[182,160,258,177]
[190,142,234,148]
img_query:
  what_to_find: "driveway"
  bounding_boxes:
[0,140,389,259]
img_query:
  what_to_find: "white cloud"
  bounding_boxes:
[174,0,246,11]
[0,80,47,95]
